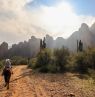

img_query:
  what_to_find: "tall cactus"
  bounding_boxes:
[43,37,46,49]
[77,40,78,52]
[40,37,46,51]
[77,40,83,52]
[40,39,43,50]
[79,40,83,52]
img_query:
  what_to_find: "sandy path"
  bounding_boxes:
[0,65,48,97]
[0,65,95,97]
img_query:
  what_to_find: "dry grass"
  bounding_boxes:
[30,72,95,97]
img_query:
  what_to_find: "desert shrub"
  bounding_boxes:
[11,56,28,65]
[85,48,95,69]
[74,48,95,74]
[28,54,57,73]
[54,47,69,72]
[35,49,52,72]
[28,47,70,73]
[88,69,95,79]
[66,54,76,72]
[36,49,51,66]
[28,47,95,74]
[74,52,88,73]
[28,58,37,69]
[47,64,57,73]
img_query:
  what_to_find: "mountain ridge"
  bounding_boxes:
[0,22,95,56]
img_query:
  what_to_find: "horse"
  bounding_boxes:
[2,67,12,89]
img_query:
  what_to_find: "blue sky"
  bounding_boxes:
[67,0,95,16]
[26,0,59,8]
[27,0,95,16]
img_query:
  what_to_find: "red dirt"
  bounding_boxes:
[0,65,95,97]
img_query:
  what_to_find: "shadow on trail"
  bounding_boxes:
[0,68,33,92]
[10,70,33,83]
[0,84,6,92]
[73,73,89,80]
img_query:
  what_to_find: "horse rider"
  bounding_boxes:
[2,59,13,89]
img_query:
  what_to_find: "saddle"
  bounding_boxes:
[6,67,11,70]
[2,67,12,75]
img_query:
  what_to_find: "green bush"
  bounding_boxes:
[28,58,37,69]
[54,47,69,72]
[28,47,95,74]
[74,52,87,73]
[47,64,57,73]
[36,49,51,70]
[85,48,95,69]
[11,56,28,65]
[28,47,70,73]
[66,54,76,72]
[74,48,95,74]
[88,69,95,79]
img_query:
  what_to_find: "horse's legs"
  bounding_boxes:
[4,70,11,89]
[4,83,7,87]
[7,74,11,89]
[7,83,9,89]
[4,75,7,87]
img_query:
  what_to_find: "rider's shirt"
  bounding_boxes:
[5,61,12,69]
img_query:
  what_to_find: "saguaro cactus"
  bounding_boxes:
[40,37,46,50]
[77,40,78,52]
[43,37,46,49]
[79,40,83,52]
[40,39,43,50]
[77,40,83,52]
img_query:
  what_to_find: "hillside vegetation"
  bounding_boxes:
[28,47,95,78]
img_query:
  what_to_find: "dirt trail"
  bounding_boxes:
[0,65,48,97]
[0,65,95,97]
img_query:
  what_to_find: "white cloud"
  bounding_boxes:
[0,0,95,45]
[36,1,95,38]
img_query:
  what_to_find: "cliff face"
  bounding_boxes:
[0,42,8,58]
[90,23,95,44]
[45,23,95,52]
[66,23,94,51]
[1,22,95,58]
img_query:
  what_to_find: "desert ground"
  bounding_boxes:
[0,65,95,97]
